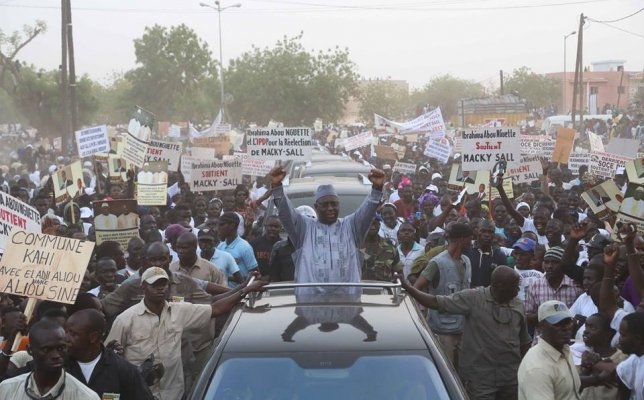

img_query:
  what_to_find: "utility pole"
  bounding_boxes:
[66,0,78,140]
[571,13,585,130]
[60,0,69,152]
[578,19,584,128]
[499,70,504,95]
[616,65,624,111]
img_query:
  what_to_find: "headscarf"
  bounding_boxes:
[418,192,439,209]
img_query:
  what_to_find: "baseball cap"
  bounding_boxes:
[538,300,572,324]
[141,267,169,284]
[513,237,536,252]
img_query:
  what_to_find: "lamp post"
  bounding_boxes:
[563,30,576,114]
[200,0,241,122]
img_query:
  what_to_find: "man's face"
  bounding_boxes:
[144,246,171,271]
[367,220,380,238]
[222,196,235,211]
[541,318,573,349]
[175,237,197,264]
[178,209,192,225]
[494,205,507,224]
[198,235,217,257]
[34,199,49,217]
[582,268,599,293]
[532,209,549,235]
[265,218,282,241]
[381,207,397,227]
[513,249,533,267]
[65,317,94,360]
[495,274,520,303]
[235,190,248,206]
[314,195,340,224]
[543,257,563,280]
[194,199,207,215]
[567,193,580,209]
[127,241,145,269]
[140,215,157,233]
[142,280,169,303]
[217,221,234,238]
[101,206,110,216]
[618,320,640,354]
[31,327,67,374]
[477,225,495,248]
[545,221,563,245]
[522,193,535,208]
[112,245,126,269]
[458,235,473,252]
[95,262,117,289]
[397,224,416,245]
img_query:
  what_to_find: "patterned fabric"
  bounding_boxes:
[526,275,582,343]
[361,238,402,281]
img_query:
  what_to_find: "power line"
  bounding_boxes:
[587,6,644,23]
[592,20,644,39]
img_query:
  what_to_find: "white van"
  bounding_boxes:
[541,114,612,135]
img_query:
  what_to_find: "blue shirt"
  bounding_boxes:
[210,249,241,288]
[217,236,258,279]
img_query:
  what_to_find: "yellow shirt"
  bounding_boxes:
[105,299,212,400]
[518,338,581,400]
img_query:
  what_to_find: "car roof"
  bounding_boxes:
[285,176,372,194]
[302,161,371,174]
[221,286,429,353]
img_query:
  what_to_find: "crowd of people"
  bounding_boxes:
[0,121,642,400]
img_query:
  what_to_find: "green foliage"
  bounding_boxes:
[503,66,561,108]
[125,24,219,121]
[225,33,359,125]
[410,74,484,118]
[358,79,409,123]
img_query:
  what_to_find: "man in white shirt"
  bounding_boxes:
[94,203,118,230]
[117,204,139,230]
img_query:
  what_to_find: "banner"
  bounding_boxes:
[122,133,149,168]
[0,229,94,304]
[192,135,231,156]
[552,127,575,164]
[588,131,605,153]
[93,199,140,248]
[589,151,631,179]
[568,153,591,175]
[145,139,182,172]
[246,127,313,160]
[75,125,109,157]
[581,180,622,219]
[343,131,374,152]
[507,155,543,184]
[424,138,451,164]
[606,138,639,159]
[375,107,446,139]
[520,135,555,158]
[625,158,644,185]
[392,161,417,176]
[53,161,84,204]
[189,159,243,192]
[0,192,41,251]
[461,127,521,171]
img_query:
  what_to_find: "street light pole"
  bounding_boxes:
[563,30,576,114]
[200,1,241,123]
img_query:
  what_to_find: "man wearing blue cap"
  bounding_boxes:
[269,165,385,285]
[512,237,543,302]
[518,300,581,400]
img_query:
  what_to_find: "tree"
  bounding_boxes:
[358,79,409,123]
[126,24,219,121]
[410,74,484,119]
[503,66,560,108]
[94,72,132,124]
[0,21,99,137]
[225,33,359,126]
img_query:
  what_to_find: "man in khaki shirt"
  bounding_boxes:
[170,231,227,287]
[518,300,581,400]
[106,266,264,400]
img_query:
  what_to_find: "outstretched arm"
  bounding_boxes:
[269,165,307,248]
[492,173,524,226]
[349,169,385,245]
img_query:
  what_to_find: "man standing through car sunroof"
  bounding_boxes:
[269,165,385,289]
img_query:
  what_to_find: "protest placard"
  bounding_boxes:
[589,151,631,179]
[136,161,168,206]
[617,183,644,221]
[507,156,543,184]
[241,158,275,177]
[343,131,373,152]
[107,154,131,183]
[53,136,62,151]
[391,142,407,160]
[189,159,243,192]
[93,199,140,248]
[190,147,216,160]
[568,152,591,175]
[588,131,604,152]
[0,192,41,251]
[145,139,182,172]
[215,124,232,136]
[122,107,154,167]
[75,125,109,157]
[393,161,417,176]
[424,138,451,164]
[0,229,94,304]
[193,135,232,156]
[181,155,194,182]
[461,127,521,171]
[520,135,555,158]
[53,161,84,204]
[374,108,446,139]
[168,124,181,138]
[581,180,622,219]
[552,127,575,164]
[606,138,639,159]
[246,127,313,160]
[625,158,644,185]
[375,145,398,161]
[122,132,149,168]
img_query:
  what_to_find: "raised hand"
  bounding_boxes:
[603,244,619,266]
[368,169,386,191]
[569,221,590,242]
[268,165,288,187]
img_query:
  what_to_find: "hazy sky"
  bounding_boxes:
[1,0,643,90]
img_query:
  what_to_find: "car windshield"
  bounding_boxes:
[204,353,450,400]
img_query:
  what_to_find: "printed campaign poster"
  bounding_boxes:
[122,107,154,168]
[241,158,275,177]
[0,229,94,304]
[0,192,41,251]
[520,135,555,158]
[606,138,639,160]
[552,127,575,164]
[75,125,109,157]
[589,152,631,179]
[136,161,168,206]
[461,127,521,171]
[393,161,417,176]
[625,158,644,185]
[145,139,182,172]
[246,127,313,160]
[507,155,543,185]
[343,131,373,152]
[181,155,194,182]
[107,154,132,183]
[53,137,62,151]
[424,138,451,164]
[568,153,591,175]
[613,183,644,237]
[189,159,243,192]
[581,180,622,219]
[192,135,231,156]
[53,161,84,204]
[189,147,216,160]
[93,199,140,248]
[447,164,513,198]
[588,131,605,153]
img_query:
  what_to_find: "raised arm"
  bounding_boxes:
[561,222,588,284]
[492,172,524,226]
[348,169,385,245]
[599,245,619,319]
[623,224,644,298]
[269,165,307,249]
